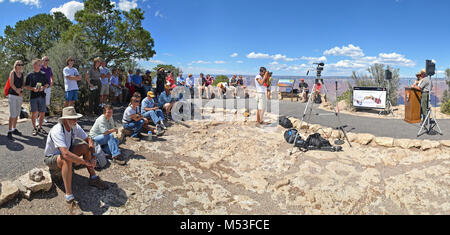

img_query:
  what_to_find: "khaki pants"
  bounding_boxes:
[421,92,429,119]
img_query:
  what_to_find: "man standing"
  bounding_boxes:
[44,106,108,215]
[132,69,145,98]
[40,56,53,123]
[255,67,269,126]
[298,78,309,102]
[63,57,81,108]
[25,59,49,136]
[99,60,111,107]
[412,69,432,121]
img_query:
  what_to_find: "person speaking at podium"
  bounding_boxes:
[411,69,431,121]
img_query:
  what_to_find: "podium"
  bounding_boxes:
[404,88,421,123]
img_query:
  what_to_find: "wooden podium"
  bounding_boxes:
[404,88,421,123]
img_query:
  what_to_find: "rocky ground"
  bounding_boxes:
[1,109,449,215]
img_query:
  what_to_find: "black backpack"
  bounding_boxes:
[305,133,331,148]
[284,129,306,147]
[314,94,322,104]
[279,116,293,129]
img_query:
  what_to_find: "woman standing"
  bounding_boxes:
[85,57,102,115]
[7,60,25,141]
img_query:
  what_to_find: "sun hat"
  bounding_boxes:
[147,91,155,97]
[300,78,305,82]
[58,106,83,121]
[420,69,426,74]
[188,74,192,77]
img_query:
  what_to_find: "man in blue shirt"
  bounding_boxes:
[177,73,186,86]
[141,91,166,134]
[158,84,179,117]
[132,69,145,98]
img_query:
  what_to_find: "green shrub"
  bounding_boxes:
[212,75,229,86]
[441,99,450,115]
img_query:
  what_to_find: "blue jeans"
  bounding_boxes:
[93,133,121,157]
[123,119,145,137]
[142,110,164,124]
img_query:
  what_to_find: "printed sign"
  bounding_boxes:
[353,87,386,109]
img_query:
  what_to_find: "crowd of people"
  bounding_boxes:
[5,55,274,214]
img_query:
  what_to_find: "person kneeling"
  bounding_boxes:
[141,91,166,135]
[89,104,126,165]
[158,84,179,118]
[44,106,108,215]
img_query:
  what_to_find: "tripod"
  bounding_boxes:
[417,75,443,137]
[379,83,395,116]
[289,70,352,156]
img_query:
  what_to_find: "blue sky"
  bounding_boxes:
[1,0,450,77]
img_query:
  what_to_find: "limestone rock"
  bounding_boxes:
[331,130,342,139]
[407,139,422,149]
[355,134,375,145]
[346,133,358,142]
[393,139,410,149]
[274,179,290,190]
[18,168,52,193]
[29,168,44,182]
[439,140,450,148]
[309,124,322,132]
[0,181,19,206]
[421,140,440,151]
[375,137,394,148]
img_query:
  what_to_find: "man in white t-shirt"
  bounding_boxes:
[63,57,82,108]
[255,67,269,126]
[44,106,108,215]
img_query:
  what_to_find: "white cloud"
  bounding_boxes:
[324,44,365,57]
[376,53,415,67]
[190,60,211,65]
[236,60,243,64]
[9,0,40,7]
[230,53,238,58]
[155,10,164,18]
[214,61,226,64]
[117,0,137,12]
[301,56,327,63]
[246,52,298,62]
[50,1,84,21]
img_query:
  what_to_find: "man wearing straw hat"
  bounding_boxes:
[44,106,109,215]
[412,69,432,121]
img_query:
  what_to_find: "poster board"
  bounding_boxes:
[353,87,386,109]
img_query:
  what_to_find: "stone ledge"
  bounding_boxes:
[282,116,448,151]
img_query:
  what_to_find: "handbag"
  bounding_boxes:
[4,77,11,97]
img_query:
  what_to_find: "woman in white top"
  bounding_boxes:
[7,60,25,140]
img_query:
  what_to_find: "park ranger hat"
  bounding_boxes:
[59,106,83,121]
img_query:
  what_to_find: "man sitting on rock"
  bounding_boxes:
[141,91,166,135]
[44,106,109,215]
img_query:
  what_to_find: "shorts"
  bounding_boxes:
[30,97,47,113]
[44,138,88,171]
[256,92,267,110]
[8,94,23,118]
[100,84,110,95]
[65,90,78,102]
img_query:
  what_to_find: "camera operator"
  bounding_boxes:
[156,68,166,97]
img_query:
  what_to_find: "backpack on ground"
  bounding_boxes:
[284,129,306,147]
[314,94,322,104]
[279,116,293,129]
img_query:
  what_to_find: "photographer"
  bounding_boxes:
[156,68,166,97]
[255,67,270,126]
[299,78,309,102]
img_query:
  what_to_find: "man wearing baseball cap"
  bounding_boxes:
[44,106,108,215]
[141,91,166,135]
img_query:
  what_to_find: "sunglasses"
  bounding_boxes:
[44,59,49,62]
[17,64,24,66]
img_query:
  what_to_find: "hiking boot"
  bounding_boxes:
[67,199,83,215]
[7,132,13,141]
[12,129,22,136]
[112,155,126,165]
[89,177,109,190]
[32,128,38,136]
